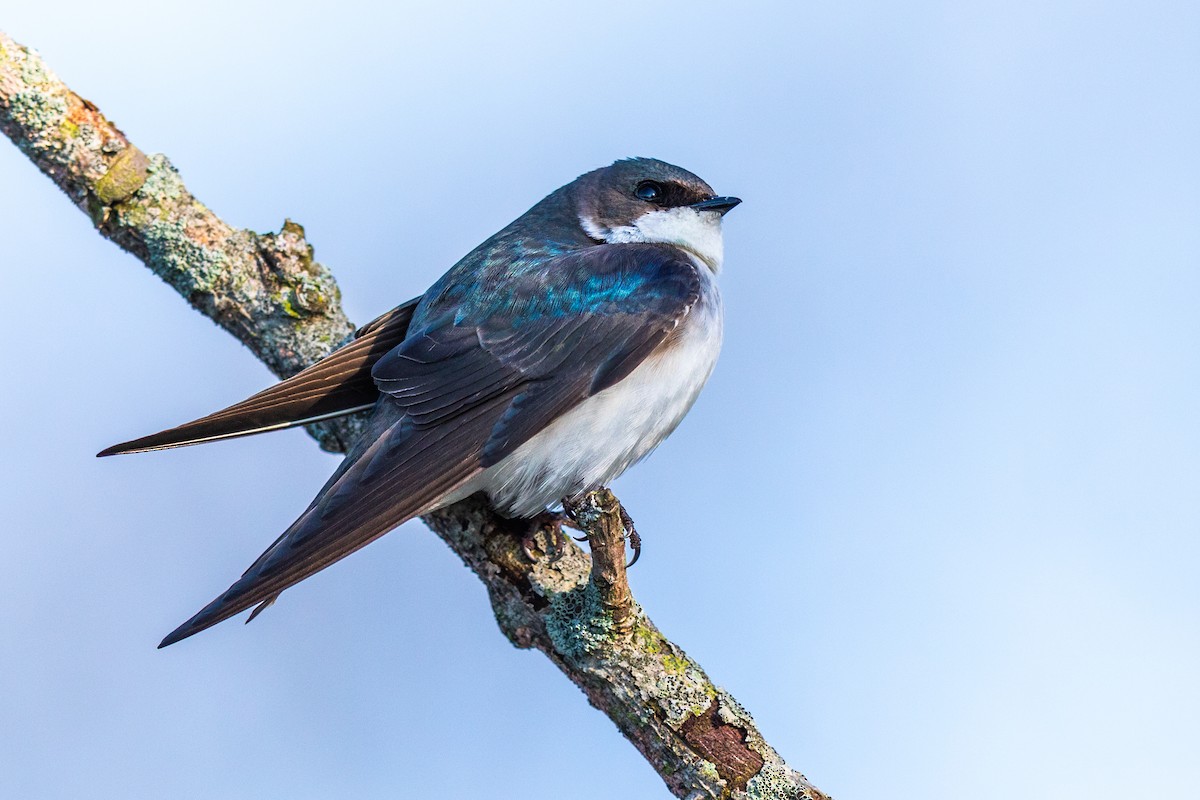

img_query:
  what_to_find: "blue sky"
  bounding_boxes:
[1,2,1198,797]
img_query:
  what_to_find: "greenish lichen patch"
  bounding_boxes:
[139,154,185,203]
[141,218,229,295]
[17,44,53,86]
[283,278,330,316]
[696,759,721,783]
[545,582,614,659]
[632,617,663,654]
[279,292,303,319]
[115,154,235,295]
[662,653,689,675]
[3,50,68,158]
[7,89,67,146]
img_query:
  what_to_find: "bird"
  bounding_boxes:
[99,157,740,648]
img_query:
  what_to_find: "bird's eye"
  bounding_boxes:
[635,181,664,203]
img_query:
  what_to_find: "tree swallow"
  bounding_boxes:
[100,158,740,647]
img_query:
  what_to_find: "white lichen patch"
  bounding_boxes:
[744,761,809,800]
[716,687,759,728]
[654,667,717,723]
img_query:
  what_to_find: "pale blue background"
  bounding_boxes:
[2,2,1197,798]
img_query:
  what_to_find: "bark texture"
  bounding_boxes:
[1,30,828,800]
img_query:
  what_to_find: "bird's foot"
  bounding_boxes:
[562,492,642,568]
[520,511,573,563]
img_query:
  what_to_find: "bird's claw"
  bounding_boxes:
[619,506,641,568]
[560,497,591,540]
[521,512,572,563]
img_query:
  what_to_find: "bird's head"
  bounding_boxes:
[571,158,740,272]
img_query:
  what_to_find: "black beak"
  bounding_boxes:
[689,196,742,216]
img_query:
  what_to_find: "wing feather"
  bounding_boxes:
[99,298,421,456]
[158,394,512,647]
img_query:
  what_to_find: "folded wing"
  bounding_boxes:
[98,298,422,456]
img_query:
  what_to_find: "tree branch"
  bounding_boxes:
[1,31,827,800]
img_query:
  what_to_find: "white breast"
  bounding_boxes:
[449,273,723,518]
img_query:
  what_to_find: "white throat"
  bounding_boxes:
[581,207,725,272]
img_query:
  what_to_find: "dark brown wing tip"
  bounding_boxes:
[158,622,195,649]
[158,604,224,649]
[157,573,273,648]
[99,422,231,456]
[97,434,187,458]
[97,440,148,457]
